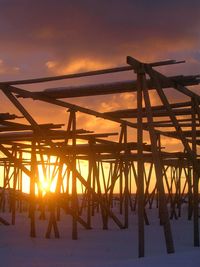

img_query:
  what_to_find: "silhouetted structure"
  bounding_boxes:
[0,56,199,257]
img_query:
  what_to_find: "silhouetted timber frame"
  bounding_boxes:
[0,56,199,258]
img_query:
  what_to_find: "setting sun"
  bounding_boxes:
[38,179,50,195]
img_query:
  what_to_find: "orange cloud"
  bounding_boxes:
[0,59,20,75]
[45,58,114,75]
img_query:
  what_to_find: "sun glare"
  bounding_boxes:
[39,179,50,195]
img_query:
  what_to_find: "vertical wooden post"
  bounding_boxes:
[2,161,7,212]
[123,125,129,228]
[90,139,108,229]
[87,146,92,228]
[132,162,138,211]
[66,168,70,209]
[71,110,78,240]
[18,151,23,213]
[11,146,17,225]
[91,159,96,216]
[30,139,36,237]
[192,98,199,246]
[177,166,182,217]
[136,64,145,257]
[187,167,193,220]
[119,161,123,214]
[56,159,63,221]
[141,65,174,254]
[45,193,60,239]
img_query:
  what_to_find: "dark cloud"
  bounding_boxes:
[0,0,199,75]
[0,0,199,132]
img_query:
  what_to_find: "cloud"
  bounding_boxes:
[0,0,199,152]
[76,112,120,137]
[45,58,114,75]
[161,136,183,152]
[0,0,199,76]
[0,58,20,75]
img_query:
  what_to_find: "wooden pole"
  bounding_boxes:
[11,146,17,225]
[192,98,199,246]
[136,64,145,257]
[123,125,129,228]
[87,146,92,228]
[139,64,175,254]
[30,139,36,238]
[71,110,78,240]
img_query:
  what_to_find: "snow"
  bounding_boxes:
[0,205,200,267]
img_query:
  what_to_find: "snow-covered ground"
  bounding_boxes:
[0,205,199,267]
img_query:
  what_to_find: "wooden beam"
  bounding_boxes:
[140,66,175,254]
[0,59,186,86]
[7,84,137,128]
[145,65,200,178]
[192,98,199,246]
[127,57,174,254]
[1,88,125,229]
[28,75,199,99]
[105,107,195,118]
[136,65,145,257]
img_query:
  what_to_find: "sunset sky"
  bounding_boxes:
[0,5,199,263]
[0,0,199,196]
[0,0,199,79]
[0,0,199,139]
